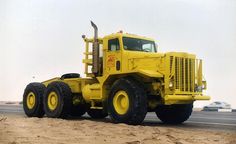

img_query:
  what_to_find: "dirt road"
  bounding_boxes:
[0,113,235,144]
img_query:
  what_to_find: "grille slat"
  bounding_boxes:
[174,57,195,92]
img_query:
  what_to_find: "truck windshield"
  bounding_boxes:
[123,37,156,52]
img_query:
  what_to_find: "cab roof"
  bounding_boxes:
[103,32,155,42]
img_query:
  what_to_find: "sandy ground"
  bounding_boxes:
[0,115,235,144]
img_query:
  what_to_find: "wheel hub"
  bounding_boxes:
[26,92,35,109]
[48,91,58,111]
[113,91,129,115]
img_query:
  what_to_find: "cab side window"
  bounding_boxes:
[108,38,120,51]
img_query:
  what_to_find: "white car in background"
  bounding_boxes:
[203,101,231,111]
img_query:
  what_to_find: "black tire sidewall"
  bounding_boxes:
[108,78,147,124]
[109,82,134,122]
[43,85,63,118]
[155,104,193,124]
[23,83,45,117]
[43,82,72,118]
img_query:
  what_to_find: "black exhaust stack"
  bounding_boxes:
[91,21,99,75]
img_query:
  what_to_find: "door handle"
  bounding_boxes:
[116,61,120,71]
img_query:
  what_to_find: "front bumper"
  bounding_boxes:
[164,95,210,101]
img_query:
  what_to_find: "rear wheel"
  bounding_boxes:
[23,83,45,117]
[155,104,193,124]
[43,82,72,118]
[108,78,147,125]
[87,109,108,119]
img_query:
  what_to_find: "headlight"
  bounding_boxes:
[195,83,201,92]
[202,84,205,89]
[196,86,202,92]
[195,81,207,92]
[169,81,174,89]
[202,81,207,90]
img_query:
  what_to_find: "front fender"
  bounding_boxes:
[137,69,163,78]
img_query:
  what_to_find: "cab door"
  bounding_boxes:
[105,38,122,73]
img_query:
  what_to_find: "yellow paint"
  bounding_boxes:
[197,60,203,87]
[113,91,129,115]
[42,77,61,87]
[26,92,35,109]
[40,31,210,110]
[82,83,101,101]
[47,91,58,111]
[107,54,116,67]
[164,95,210,101]
[137,69,163,78]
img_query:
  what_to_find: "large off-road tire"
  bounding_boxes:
[43,82,72,118]
[108,78,147,125]
[87,109,108,119]
[23,83,45,117]
[155,104,193,124]
[70,104,87,117]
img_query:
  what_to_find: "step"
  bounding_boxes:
[83,59,92,64]
[83,52,93,55]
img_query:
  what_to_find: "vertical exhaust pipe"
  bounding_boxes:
[91,21,99,75]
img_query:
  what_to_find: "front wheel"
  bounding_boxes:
[155,104,193,124]
[108,78,147,125]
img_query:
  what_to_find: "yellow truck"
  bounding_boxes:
[23,22,210,125]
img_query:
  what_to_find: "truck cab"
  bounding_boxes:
[83,31,209,104]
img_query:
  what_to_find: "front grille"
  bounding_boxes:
[173,57,195,92]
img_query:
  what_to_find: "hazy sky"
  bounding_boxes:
[0,0,236,108]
